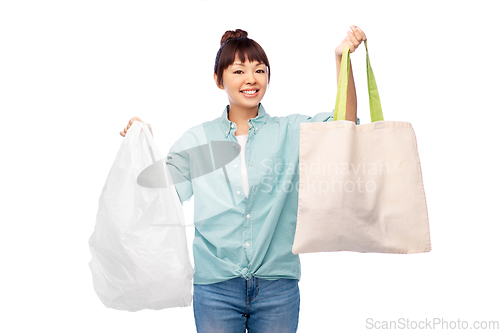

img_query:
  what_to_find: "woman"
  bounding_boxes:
[120,26,366,333]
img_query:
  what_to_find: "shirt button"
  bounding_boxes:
[246,214,250,219]
[237,191,240,195]
[255,127,258,131]
[245,242,250,247]
[231,123,234,128]
[250,164,252,168]
[225,131,228,135]
[252,186,255,191]
[234,164,238,168]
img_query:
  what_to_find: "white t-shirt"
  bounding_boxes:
[235,134,249,198]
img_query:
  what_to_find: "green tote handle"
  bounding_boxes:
[333,40,384,122]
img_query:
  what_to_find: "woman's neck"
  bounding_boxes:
[227,103,259,135]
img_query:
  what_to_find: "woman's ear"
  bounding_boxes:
[213,73,224,90]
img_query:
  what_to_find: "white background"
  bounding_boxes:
[1,0,499,332]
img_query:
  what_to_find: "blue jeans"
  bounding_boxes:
[193,276,300,333]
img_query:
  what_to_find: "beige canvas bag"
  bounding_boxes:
[292,42,431,254]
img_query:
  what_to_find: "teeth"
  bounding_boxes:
[241,90,257,94]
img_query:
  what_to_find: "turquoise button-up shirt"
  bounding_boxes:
[166,103,358,285]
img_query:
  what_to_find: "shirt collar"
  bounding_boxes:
[220,103,269,137]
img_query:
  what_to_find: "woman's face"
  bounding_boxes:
[215,56,268,110]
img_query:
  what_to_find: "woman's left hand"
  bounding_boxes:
[335,25,366,57]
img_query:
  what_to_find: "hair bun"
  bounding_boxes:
[220,29,248,46]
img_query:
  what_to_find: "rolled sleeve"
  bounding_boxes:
[288,111,333,133]
[166,136,194,206]
[291,111,360,128]
[296,111,333,124]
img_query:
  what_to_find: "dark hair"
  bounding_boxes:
[214,29,270,88]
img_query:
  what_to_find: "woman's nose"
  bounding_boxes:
[245,73,256,84]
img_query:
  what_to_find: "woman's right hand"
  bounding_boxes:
[120,117,153,137]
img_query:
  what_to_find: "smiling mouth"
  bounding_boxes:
[240,89,259,97]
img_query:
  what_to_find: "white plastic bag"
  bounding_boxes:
[88,121,193,311]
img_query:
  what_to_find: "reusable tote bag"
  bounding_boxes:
[88,121,193,311]
[292,41,431,254]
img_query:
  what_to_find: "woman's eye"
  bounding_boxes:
[234,70,243,74]
[256,69,265,73]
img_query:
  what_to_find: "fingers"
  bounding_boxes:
[347,30,361,50]
[120,126,128,137]
[129,117,144,125]
[350,25,366,42]
[120,117,144,137]
[347,38,355,53]
[335,26,366,57]
[346,25,366,53]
